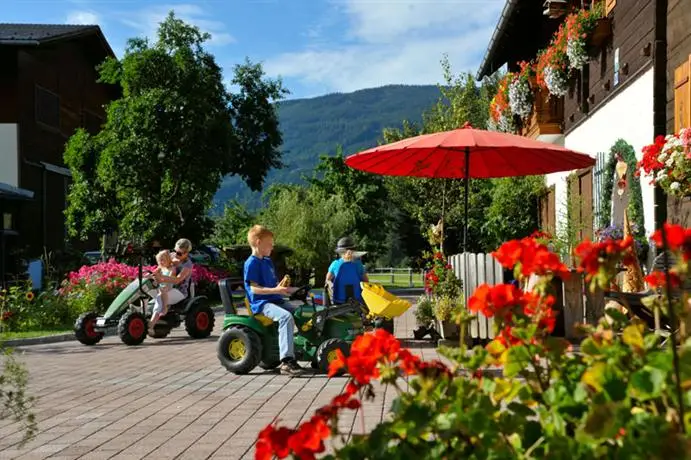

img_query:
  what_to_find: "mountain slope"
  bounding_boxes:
[214,84,440,210]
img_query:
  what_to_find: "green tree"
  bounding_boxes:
[64,12,288,246]
[260,186,356,282]
[308,147,391,257]
[211,201,255,248]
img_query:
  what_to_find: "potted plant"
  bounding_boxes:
[564,6,604,70]
[412,294,440,340]
[537,22,571,97]
[637,128,691,198]
[508,61,534,119]
[433,295,463,340]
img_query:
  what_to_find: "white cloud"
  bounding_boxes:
[342,0,504,43]
[117,3,235,46]
[264,0,503,94]
[66,10,100,25]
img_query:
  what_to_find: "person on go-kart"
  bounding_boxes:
[244,225,307,376]
[148,238,194,335]
[325,237,369,304]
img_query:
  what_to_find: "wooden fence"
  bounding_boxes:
[449,253,603,340]
[448,252,503,339]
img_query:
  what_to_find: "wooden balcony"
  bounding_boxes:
[519,87,564,139]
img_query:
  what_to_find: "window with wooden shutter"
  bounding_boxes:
[675,57,691,132]
[567,168,594,243]
[539,185,556,235]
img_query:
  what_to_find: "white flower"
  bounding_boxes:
[566,38,588,70]
[666,156,675,167]
[658,152,668,163]
[656,170,667,181]
[508,78,533,118]
[671,182,681,191]
[543,66,569,97]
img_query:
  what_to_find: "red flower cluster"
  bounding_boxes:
[651,223,691,261]
[1,310,13,321]
[492,236,570,279]
[574,236,635,278]
[536,21,569,87]
[257,330,448,460]
[489,73,513,122]
[469,283,557,347]
[636,135,666,180]
[645,271,682,289]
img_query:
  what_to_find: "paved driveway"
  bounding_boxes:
[0,300,440,460]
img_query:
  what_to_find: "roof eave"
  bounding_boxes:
[476,0,520,81]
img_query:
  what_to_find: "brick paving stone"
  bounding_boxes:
[0,298,438,459]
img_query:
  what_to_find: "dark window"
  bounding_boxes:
[82,110,104,135]
[35,86,60,129]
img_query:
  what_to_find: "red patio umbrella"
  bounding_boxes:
[345,123,596,253]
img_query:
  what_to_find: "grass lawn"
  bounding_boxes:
[0,329,72,341]
[367,273,424,289]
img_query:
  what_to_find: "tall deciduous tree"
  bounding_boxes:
[64,12,288,246]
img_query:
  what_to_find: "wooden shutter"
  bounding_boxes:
[579,168,594,241]
[539,186,556,235]
[674,57,691,132]
[605,0,616,16]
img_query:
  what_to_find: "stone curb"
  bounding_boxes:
[1,305,226,348]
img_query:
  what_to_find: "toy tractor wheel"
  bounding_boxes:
[316,338,350,375]
[117,311,148,346]
[217,326,262,374]
[185,303,215,339]
[74,312,104,346]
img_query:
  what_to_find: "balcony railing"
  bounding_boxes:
[519,87,564,139]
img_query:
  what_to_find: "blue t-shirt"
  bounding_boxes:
[328,258,366,304]
[244,255,284,314]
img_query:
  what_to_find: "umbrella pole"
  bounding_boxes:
[463,147,470,346]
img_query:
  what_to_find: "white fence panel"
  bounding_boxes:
[448,252,503,339]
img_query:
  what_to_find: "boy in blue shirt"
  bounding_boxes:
[326,236,369,304]
[244,225,305,376]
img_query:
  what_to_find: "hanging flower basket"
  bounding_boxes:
[588,17,612,49]
[537,22,571,97]
[564,8,604,70]
[488,73,517,133]
[637,128,691,197]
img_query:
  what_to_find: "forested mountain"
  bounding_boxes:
[213,84,440,210]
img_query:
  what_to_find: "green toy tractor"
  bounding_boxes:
[74,265,215,346]
[216,278,364,374]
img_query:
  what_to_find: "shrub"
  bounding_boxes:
[255,223,691,459]
[413,294,435,327]
[432,295,464,322]
[423,250,462,298]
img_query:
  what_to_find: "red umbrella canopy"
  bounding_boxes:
[345,124,595,179]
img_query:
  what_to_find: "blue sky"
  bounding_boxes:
[4,0,504,99]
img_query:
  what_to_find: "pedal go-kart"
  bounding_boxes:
[74,266,215,346]
[319,281,412,336]
[216,279,364,374]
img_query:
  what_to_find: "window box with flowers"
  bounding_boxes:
[537,22,571,97]
[637,128,691,198]
[564,6,605,71]
[508,61,535,120]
